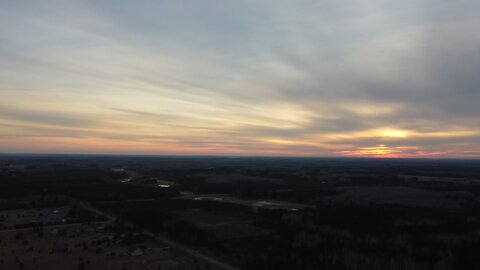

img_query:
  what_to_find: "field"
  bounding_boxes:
[176,209,269,240]
[0,206,71,229]
[0,225,197,270]
[0,206,212,270]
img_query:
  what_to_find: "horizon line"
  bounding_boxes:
[1,152,479,161]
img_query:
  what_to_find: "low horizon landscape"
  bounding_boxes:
[1,1,480,269]
[1,155,480,269]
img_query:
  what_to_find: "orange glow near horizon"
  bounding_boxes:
[1,129,479,158]
[339,145,404,158]
[1,121,480,158]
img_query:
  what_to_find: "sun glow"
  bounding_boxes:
[340,144,403,158]
[379,129,410,138]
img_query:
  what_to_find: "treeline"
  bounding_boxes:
[221,204,480,270]
[100,200,480,270]
[0,167,177,201]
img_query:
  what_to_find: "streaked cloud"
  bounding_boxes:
[0,0,479,157]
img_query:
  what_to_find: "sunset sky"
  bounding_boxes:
[1,0,479,158]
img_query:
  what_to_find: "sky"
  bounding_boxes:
[0,0,479,158]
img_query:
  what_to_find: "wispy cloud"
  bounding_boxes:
[0,0,479,157]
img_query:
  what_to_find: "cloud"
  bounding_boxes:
[0,106,98,128]
[0,0,479,157]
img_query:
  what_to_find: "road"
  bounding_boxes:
[70,197,241,270]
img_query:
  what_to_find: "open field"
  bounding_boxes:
[176,209,269,240]
[0,224,200,270]
[0,204,214,270]
[0,206,71,229]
